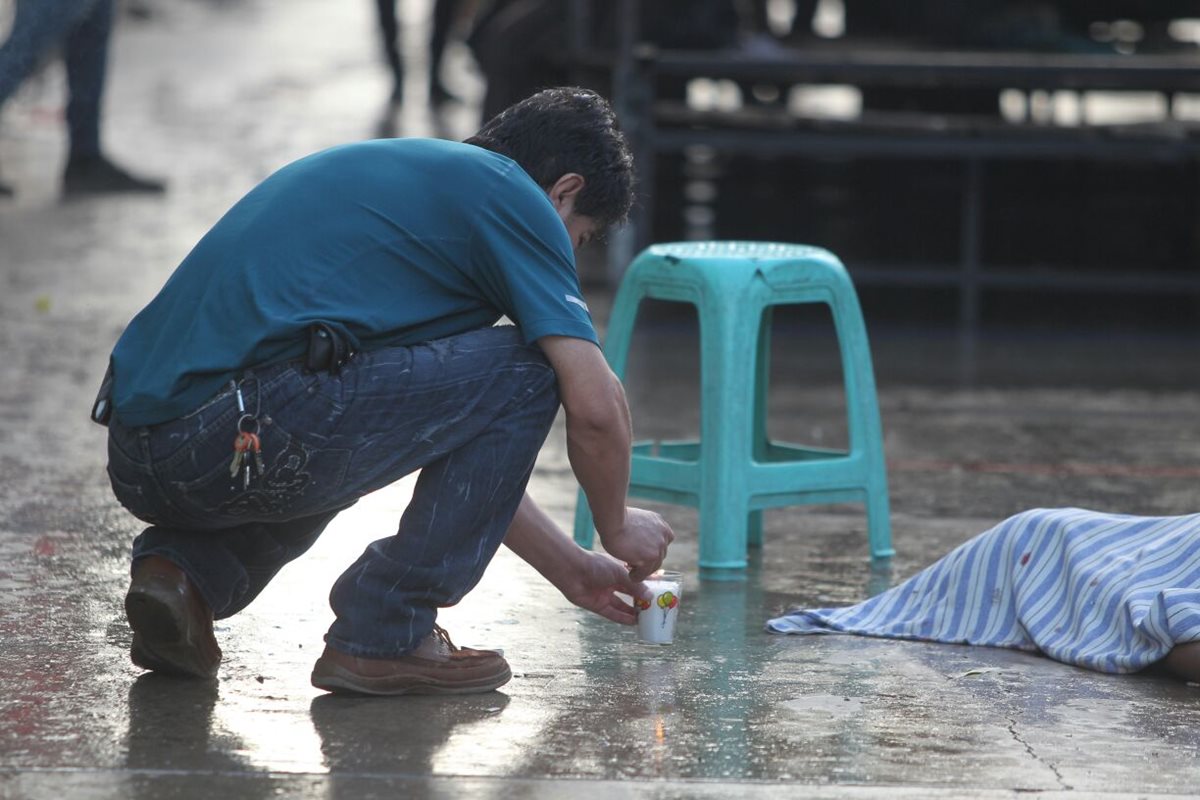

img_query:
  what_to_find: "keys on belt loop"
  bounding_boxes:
[230,410,264,489]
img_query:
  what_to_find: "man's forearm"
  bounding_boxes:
[503,493,586,589]
[505,491,652,625]
[566,382,632,538]
[534,335,633,544]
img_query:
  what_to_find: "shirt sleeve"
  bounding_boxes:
[468,168,600,346]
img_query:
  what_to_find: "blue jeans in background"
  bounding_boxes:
[106,326,561,658]
[0,0,112,158]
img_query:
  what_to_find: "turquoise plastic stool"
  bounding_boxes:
[573,241,894,569]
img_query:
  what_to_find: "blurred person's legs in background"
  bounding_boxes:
[427,0,463,106]
[374,0,404,103]
[374,0,469,108]
[0,0,164,197]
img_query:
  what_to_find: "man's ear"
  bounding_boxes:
[547,173,585,214]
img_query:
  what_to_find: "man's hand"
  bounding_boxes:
[504,494,669,625]
[558,549,652,625]
[600,506,674,581]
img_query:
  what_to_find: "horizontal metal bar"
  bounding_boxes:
[645,48,1200,92]
[649,127,1200,161]
[847,266,1200,294]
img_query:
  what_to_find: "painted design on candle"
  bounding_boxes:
[656,591,678,627]
[637,573,682,644]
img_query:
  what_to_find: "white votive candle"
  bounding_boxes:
[636,570,683,645]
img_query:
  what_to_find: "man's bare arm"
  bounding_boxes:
[504,493,648,624]
[538,336,630,535]
[537,336,672,579]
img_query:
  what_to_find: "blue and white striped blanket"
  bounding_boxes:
[766,508,1200,673]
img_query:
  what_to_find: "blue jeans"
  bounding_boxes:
[106,326,560,658]
[0,0,112,158]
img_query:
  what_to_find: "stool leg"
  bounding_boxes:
[696,295,758,569]
[866,480,894,560]
[829,281,894,560]
[600,275,647,380]
[699,495,751,569]
[748,306,772,549]
[747,510,763,549]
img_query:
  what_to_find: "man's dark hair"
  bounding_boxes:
[464,87,635,229]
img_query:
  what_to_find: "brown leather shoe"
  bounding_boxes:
[124,555,221,679]
[311,625,511,696]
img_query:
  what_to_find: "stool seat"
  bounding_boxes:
[573,241,894,569]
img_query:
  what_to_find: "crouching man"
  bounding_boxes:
[99,87,674,695]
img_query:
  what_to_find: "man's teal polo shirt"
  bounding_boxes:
[111,138,597,427]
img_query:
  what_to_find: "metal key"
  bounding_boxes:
[230,429,254,483]
[232,406,262,490]
[252,442,265,478]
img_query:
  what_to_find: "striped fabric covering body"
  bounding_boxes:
[766,508,1200,673]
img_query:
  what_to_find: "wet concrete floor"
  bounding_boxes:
[2,1,1200,798]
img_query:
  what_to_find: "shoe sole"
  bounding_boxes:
[125,586,220,679]
[311,661,512,696]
